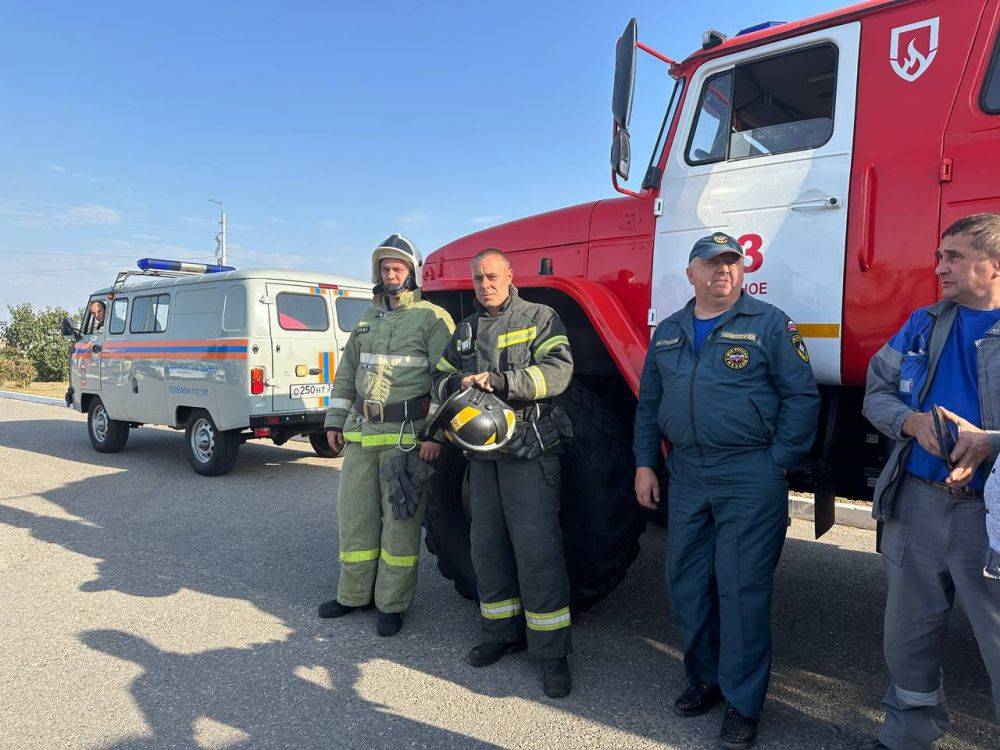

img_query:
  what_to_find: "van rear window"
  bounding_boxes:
[276,292,329,331]
[335,297,370,332]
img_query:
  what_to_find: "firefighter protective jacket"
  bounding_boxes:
[324,289,454,448]
[432,285,573,416]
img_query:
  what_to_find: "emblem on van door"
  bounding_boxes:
[890,17,939,82]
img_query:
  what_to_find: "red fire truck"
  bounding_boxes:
[420,0,1000,605]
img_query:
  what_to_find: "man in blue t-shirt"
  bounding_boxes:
[863,213,1000,750]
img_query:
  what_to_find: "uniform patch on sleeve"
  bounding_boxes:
[719,331,758,342]
[655,337,681,347]
[723,346,750,369]
[786,320,799,333]
[355,324,371,334]
[790,333,809,363]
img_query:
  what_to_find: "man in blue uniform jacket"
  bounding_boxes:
[634,232,820,750]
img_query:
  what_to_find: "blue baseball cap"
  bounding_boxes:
[689,232,744,263]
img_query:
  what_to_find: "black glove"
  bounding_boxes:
[380,451,435,520]
[506,407,573,460]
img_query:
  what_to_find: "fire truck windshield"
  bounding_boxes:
[640,76,685,190]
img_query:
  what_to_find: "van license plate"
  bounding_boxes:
[290,383,333,398]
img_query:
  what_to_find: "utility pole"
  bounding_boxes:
[209,199,227,266]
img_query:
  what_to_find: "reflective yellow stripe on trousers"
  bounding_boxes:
[480,598,523,620]
[380,549,418,567]
[340,548,379,563]
[525,606,570,631]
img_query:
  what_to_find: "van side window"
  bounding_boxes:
[335,297,370,332]
[130,293,170,334]
[222,286,247,332]
[108,298,128,335]
[82,297,106,335]
[277,292,329,331]
[686,44,837,165]
[981,32,1000,113]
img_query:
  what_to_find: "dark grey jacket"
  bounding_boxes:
[432,286,573,407]
[863,299,1000,521]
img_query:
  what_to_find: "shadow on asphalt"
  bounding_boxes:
[1,417,996,749]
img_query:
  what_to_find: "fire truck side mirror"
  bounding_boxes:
[61,316,81,341]
[611,127,631,181]
[611,18,637,181]
[611,18,637,130]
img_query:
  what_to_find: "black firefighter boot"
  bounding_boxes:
[318,599,357,619]
[467,638,527,667]
[541,657,572,698]
[376,610,404,637]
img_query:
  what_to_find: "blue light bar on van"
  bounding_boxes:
[137,258,235,273]
[736,21,786,36]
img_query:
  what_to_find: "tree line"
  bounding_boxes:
[0,303,79,386]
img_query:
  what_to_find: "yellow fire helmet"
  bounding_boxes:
[420,387,517,453]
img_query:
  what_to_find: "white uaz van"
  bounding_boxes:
[64,258,371,475]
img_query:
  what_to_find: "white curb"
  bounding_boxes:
[789,494,877,531]
[0,389,66,407]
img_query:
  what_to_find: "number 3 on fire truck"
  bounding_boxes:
[739,233,764,273]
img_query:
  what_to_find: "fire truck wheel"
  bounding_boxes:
[309,431,340,458]
[87,398,129,453]
[423,382,645,607]
[185,409,240,476]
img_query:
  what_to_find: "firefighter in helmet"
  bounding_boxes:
[431,247,576,698]
[317,234,455,636]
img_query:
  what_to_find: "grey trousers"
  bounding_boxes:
[878,476,1000,749]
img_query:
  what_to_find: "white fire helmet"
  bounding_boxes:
[371,233,423,290]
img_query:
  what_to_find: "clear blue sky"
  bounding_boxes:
[0,0,839,317]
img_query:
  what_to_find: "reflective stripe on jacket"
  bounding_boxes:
[324,289,454,447]
[431,286,573,411]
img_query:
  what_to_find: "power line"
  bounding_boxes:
[0,249,210,259]
[3,264,131,275]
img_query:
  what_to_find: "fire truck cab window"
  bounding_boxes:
[687,71,733,164]
[981,33,1000,113]
[687,44,837,165]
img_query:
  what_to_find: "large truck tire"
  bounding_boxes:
[185,409,240,476]
[423,381,645,608]
[87,398,130,453]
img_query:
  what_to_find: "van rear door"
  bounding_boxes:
[266,283,340,413]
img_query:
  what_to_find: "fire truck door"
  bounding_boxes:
[652,23,860,386]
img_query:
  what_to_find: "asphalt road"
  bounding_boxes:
[0,398,995,750]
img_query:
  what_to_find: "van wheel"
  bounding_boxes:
[185,410,240,476]
[423,382,645,607]
[309,431,340,458]
[87,398,129,453]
